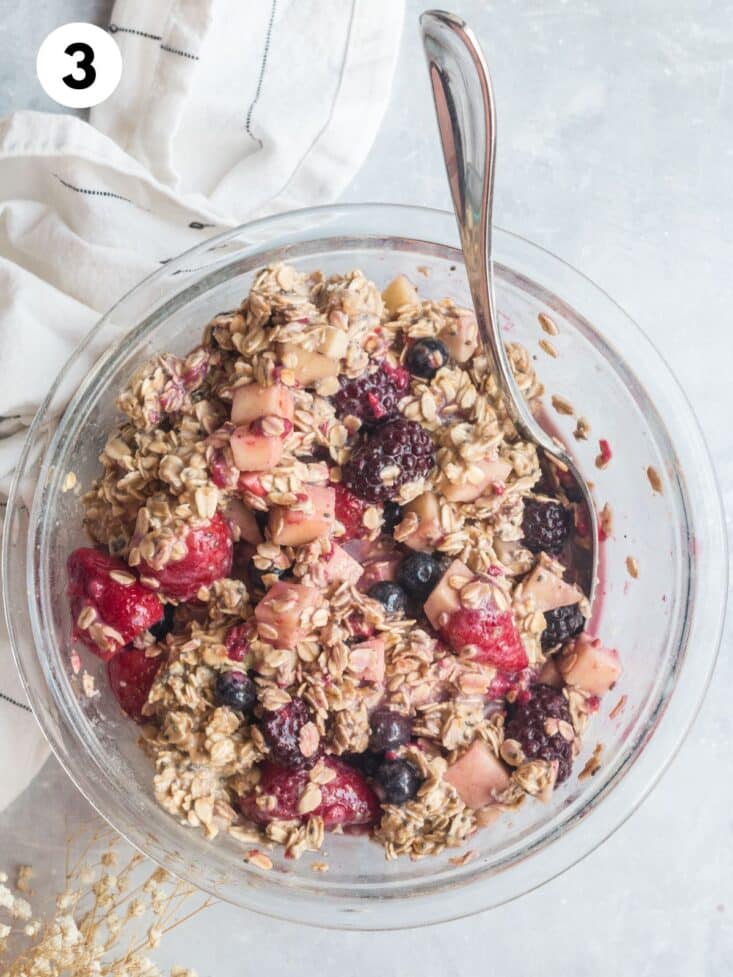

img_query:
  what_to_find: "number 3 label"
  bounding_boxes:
[37,23,121,108]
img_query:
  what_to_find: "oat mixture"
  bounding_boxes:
[66,265,622,862]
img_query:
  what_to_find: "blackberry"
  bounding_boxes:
[259,696,318,770]
[374,758,423,805]
[541,603,585,649]
[368,581,408,615]
[333,365,408,427]
[342,750,383,779]
[149,602,175,641]
[215,671,256,714]
[397,552,444,601]
[342,418,435,503]
[369,709,412,752]
[406,338,449,379]
[522,499,573,554]
[382,500,404,534]
[505,684,574,783]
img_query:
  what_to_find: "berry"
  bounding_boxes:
[505,684,574,783]
[343,419,435,503]
[342,750,383,779]
[149,603,175,642]
[397,552,444,601]
[406,338,449,379]
[374,758,423,805]
[333,483,369,540]
[441,607,528,672]
[240,758,380,829]
[333,364,407,427]
[259,696,318,770]
[107,648,163,721]
[224,624,250,662]
[541,604,585,649]
[215,671,256,714]
[521,499,573,554]
[368,581,408,615]
[141,512,233,601]
[67,548,164,661]
[382,500,404,533]
[369,709,412,752]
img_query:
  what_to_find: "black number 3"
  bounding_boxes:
[62,42,96,90]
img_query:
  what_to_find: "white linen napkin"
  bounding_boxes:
[0,0,405,812]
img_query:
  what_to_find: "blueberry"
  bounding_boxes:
[260,696,318,770]
[406,338,449,380]
[149,603,175,641]
[215,670,256,714]
[383,500,404,534]
[369,708,412,752]
[375,758,423,805]
[368,581,408,615]
[397,552,444,600]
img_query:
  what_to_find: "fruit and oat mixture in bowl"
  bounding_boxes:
[66,262,621,861]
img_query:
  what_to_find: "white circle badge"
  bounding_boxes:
[36,22,122,109]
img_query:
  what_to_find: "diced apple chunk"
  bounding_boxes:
[223,498,263,545]
[444,740,510,808]
[382,274,419,314]
[400,492,444,552]
[348,638,385,683]
[559,632,621,695]
[441,458,512,503]
[359,556,401,591]
[321,544,363,587]
[231,383,294,427]
[439,309,479,363]
[269,485,335,546]
[318,326,349,360]
[424,559,474,629]
[254,580,321,646]
[522,562,584,612]
[231,427,283,472]
[279,343,338,386]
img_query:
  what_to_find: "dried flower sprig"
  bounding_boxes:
[0,831,212,976]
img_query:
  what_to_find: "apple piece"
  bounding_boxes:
[321,544,363,587]
[348,638,385,684]
[278,343,338,386]
[231,427,283,472]
[400,491,444,552]
[318,326,349,360]
[359,556,401,591]
[441,459,512,503]
[269,485,335,546]
[439,309,479,363]
[382,274,419,314]
[444,740,510,808]
[231,383,294,427]
[224,498,263,545]
[254,580,322,646]
[424,559,474,630]
[558,632,621,696]
[521,562,584,612]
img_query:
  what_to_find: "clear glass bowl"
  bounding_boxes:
[3,204,726,929]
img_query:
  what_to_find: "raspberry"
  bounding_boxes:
[441,607,528,672]
[541,604,585,649]
[342,418,435,503]
[240,758,380,829]
[333,483,370,540]
[522,499,573,554]
[505,684,574,783]
[107,647,163,721]
[259,696,318,770]
[333,364,408,427]
[67,548,164,661]
[140,512,233,601]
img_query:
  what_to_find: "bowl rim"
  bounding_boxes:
[3,202,728,929]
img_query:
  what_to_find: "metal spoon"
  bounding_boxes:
[420,9,598,603]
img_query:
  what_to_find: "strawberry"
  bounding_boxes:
[225,623,251,662]
[108,647,163,721]
[140,512,233,601]
[67,548,164,661]
[333,483,370,540]
[240,758,380,829]
[441,607,528,672]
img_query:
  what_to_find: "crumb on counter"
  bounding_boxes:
[646,465,663,493]
[573,416,591,441]
[609,695,628,720]
[538,312,559,336]
[595,439,612,469]
[578,743,603,780]
[625,556,639,579]
[551,394,574,416]
[539,338,557,358]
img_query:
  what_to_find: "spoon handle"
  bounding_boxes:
[420,9,538,441]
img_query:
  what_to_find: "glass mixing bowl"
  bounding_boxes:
[2,204,726,929]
